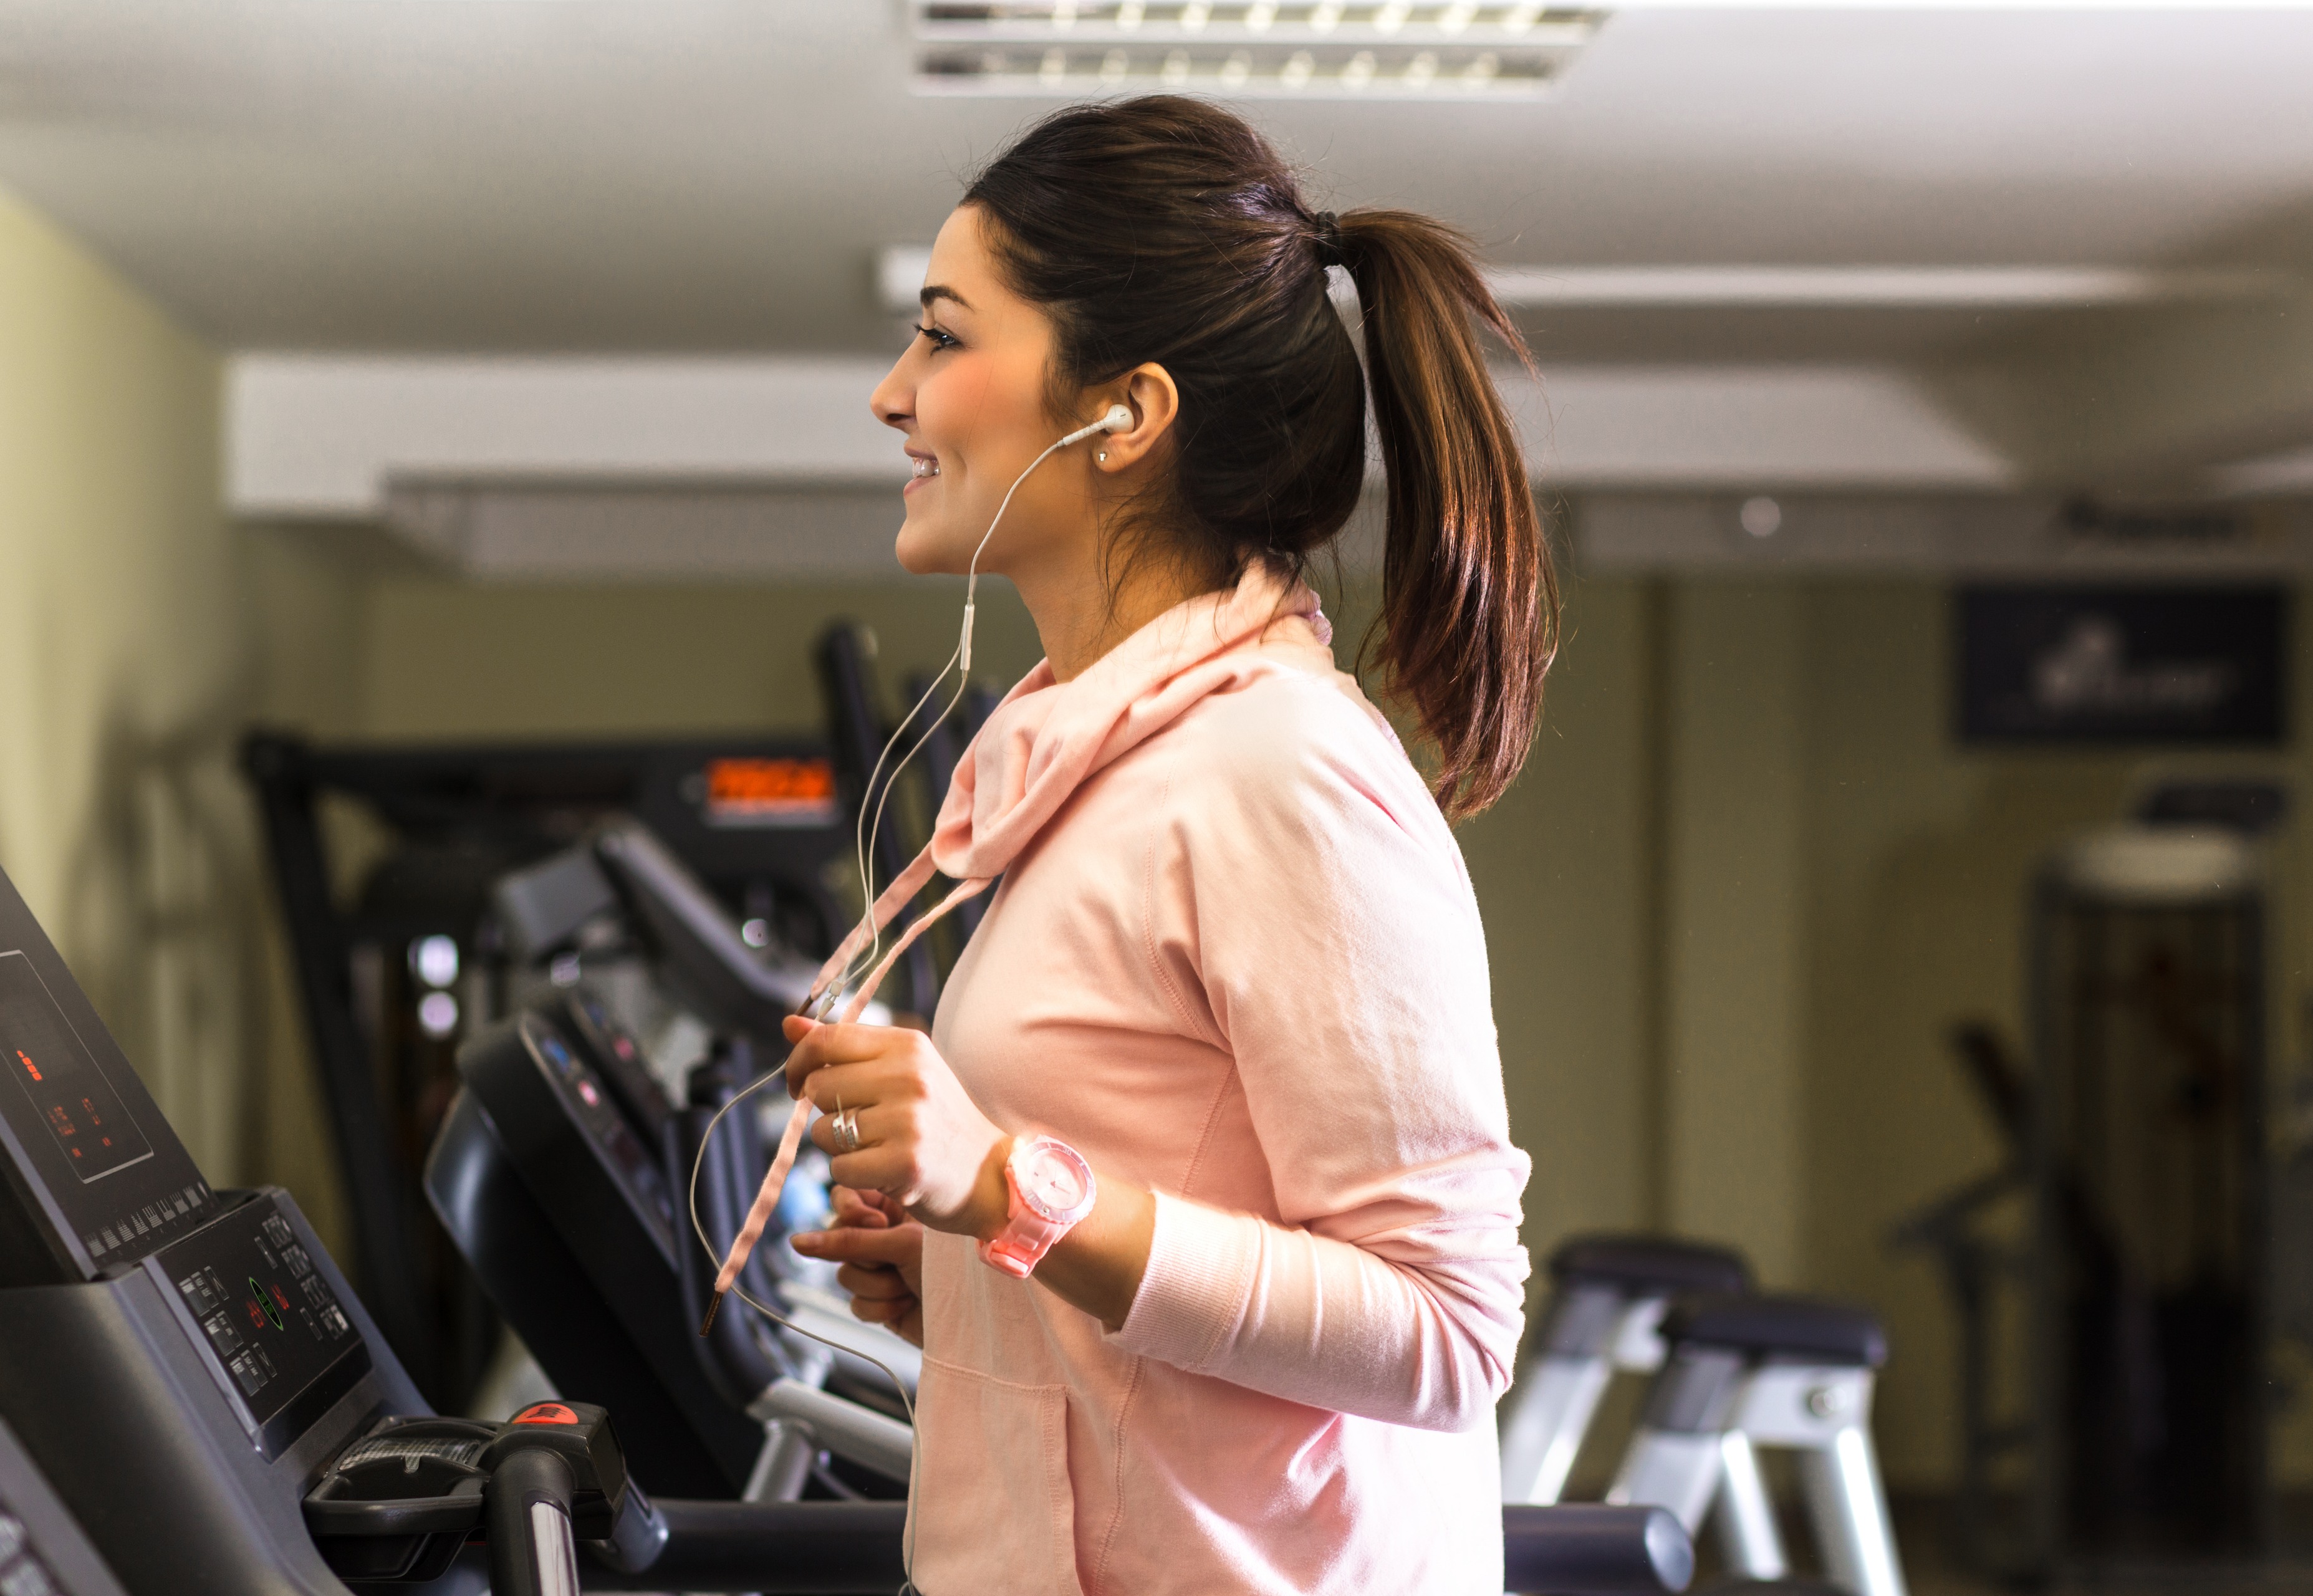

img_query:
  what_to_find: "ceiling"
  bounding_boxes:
[6,0,2313,505]
[2,1,2312,362]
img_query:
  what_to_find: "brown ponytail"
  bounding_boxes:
[966,97,1557,819]
[1334,208,1557,817]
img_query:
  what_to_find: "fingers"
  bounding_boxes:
[781,1020,916,1098]
[827,1185,891,1229]
[845,1292,918,1329]
[789,1223,917,1269]
[808,1100,898,1163]
[835,1261,914,1302]
[787,1056,891,1120]
[823,1145,920,1203]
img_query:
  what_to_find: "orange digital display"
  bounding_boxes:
[3,953,153,1185]
[700,757,840,828]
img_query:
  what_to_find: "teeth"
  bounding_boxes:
[911,456,940,480]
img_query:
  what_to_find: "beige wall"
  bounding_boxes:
[0,188,364,1251]
[352,572,1048,741]
[0,183,264,1185]
[1460,577,1660,1265]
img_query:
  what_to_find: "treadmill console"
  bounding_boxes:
[146,1191,372,1461]
[0,872,219,1283]
[557,988,671,1148]
[519,1012,677,1264]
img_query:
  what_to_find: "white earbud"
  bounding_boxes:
[959,404,1135,673]
[1059,404,1134,448]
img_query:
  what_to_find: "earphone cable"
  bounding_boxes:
[819,646,964,1017]
[814,420,1101,1019]
[686,1067,922,1595]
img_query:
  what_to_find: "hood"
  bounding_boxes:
[931,563,1339,884]
[807,564,1345,1019]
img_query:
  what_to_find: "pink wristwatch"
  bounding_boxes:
[978,1135,1097,1279]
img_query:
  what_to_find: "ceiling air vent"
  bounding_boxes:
[910,2,1604,100]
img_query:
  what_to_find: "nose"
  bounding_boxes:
[870,348,915,433]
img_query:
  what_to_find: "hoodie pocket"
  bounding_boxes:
[909,1354,1085,1596]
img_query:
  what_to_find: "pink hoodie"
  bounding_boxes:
[873,569,1530,1594]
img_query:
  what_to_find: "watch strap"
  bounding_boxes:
[978,1207,1067,1278]
[977,1151,1080,1278]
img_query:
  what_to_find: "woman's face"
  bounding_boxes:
[870,205,1094,581]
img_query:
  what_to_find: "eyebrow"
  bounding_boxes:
[920,284,972,313]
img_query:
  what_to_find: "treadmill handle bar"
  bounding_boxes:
[578,1499,1693,1594]
[1504,1504,1693,1596]
[488,1445,584,1596]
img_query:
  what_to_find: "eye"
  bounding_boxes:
[916,324,959,353]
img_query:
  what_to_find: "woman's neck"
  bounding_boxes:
[1015,544,1217,683]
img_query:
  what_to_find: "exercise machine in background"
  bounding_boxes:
[243,619,1000,1410]
[1897,779,2287,1581]
[431,818,918,1504]
[242,729,850,1410]
[1501,1236,1751,1507]
[1503,1238,1908,1596]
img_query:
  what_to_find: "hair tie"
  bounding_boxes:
[1310,211,1347,269]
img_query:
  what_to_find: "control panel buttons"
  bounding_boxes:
[176,1264,227,1319]
[202,1309,243,1357]
[229,1345,277,1397]
[155,1194,370,1458]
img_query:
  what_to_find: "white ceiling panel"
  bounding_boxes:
[3,2,2312,353]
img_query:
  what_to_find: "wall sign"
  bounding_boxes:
[1956,584,2288,746]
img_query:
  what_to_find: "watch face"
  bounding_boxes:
[1016,1139,1094,1223]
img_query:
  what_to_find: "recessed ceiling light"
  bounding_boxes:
[910,2,1601,98]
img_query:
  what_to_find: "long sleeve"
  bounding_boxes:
[1107,675,1532,1433]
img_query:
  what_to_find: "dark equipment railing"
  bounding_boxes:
[242,730,850,1406]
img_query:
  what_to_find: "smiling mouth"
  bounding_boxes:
[910,456,940,481]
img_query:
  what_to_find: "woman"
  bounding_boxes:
[782,95,1556,1595]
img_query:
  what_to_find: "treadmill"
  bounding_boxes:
[431,820,918,1504]
[0,858,910,1594]
[0,856,1695,1594]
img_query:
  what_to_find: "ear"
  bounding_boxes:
[1092,363,1180,472]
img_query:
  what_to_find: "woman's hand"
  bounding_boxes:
[782,1014,1011,1242]
[792,1186,925,1347]
[783,1012,1158,1334]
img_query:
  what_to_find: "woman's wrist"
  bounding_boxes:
[954,1135,1155,1331]
[1041,1178,1156,1332]
[961,1132,1016,1244]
